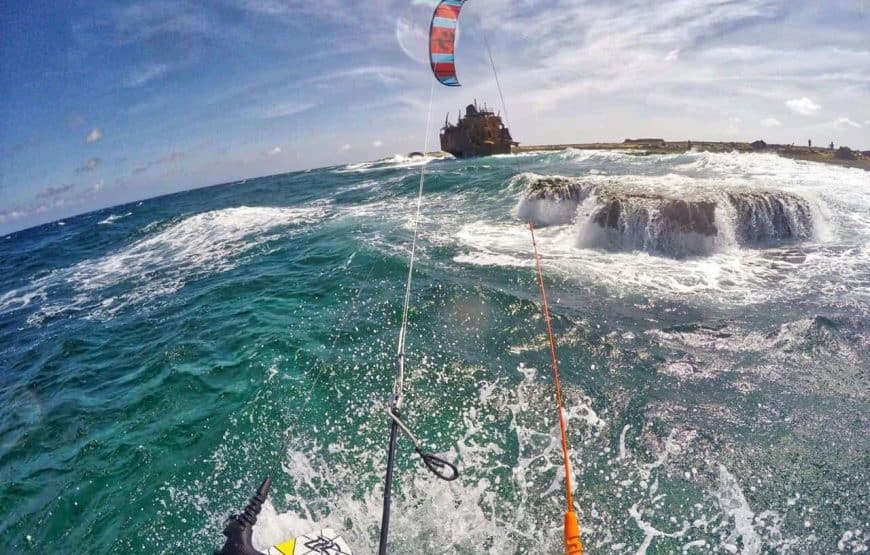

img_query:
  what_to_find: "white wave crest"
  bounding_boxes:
[2,205,328,324]
[98,212,132,225]
[334,154,444,174]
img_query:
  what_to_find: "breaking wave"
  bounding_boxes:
[515,174,821,256]
[98,212,133,225]
[0,205,329,323]
[334,154,444,174]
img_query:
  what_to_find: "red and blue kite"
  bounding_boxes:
[429,0,467,87]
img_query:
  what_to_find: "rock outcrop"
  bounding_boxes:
[517,175,817,256]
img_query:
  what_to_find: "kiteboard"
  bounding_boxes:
[267,528,353,555]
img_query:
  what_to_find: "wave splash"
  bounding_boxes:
[515,174,819,256]
[238,364,792,554]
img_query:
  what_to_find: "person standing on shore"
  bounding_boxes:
[808,139,812,149]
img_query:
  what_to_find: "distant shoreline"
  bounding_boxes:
[427,140,870,170]
[507,140,870,171]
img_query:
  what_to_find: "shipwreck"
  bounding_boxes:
[440,100,517,158]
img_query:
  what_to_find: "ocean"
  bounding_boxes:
[1,149,867,553]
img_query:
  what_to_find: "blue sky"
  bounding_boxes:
[1,0,868,234]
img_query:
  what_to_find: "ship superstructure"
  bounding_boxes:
[440,101,517,158]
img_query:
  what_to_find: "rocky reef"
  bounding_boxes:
[525,177,592,201]
[516,175,817,256]
[591,195,717,236]
[585,194,719,255]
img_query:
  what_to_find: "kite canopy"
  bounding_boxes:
[429,0,467,87]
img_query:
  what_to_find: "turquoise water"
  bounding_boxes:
[1,150,867,553]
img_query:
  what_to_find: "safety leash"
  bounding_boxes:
[529,221,583,555]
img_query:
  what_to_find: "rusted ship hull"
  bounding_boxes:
[440,130,512,158]
[440,102,516,158]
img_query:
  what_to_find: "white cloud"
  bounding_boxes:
[267,146,282,157]
[0,202,64,226]
[122,63,169,87]
[133,150,183,174]
[76,158,102,173]
[340,144,351,151]
[664,49,680,61]
[785,97,820,116]
[303,65,409,87]
[255,102,315,119]
[108,3,215,44]
[372,140,383,148]
[760,117,781,127]
[832,117,862,129]
[37,184,75,199]
[229,0,359,24]
[85,128,103,143]
[0,208,28,225]
[232,0,289,15]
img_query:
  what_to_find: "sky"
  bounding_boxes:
[1,0,868,234]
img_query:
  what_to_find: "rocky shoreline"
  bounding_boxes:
[509,139,870,170]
